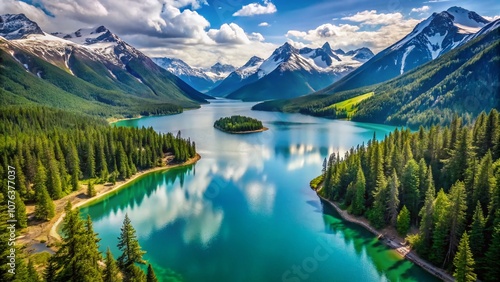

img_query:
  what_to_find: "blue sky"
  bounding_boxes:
[1,0,499,67]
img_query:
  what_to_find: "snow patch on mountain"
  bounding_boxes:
[401,45,415,74]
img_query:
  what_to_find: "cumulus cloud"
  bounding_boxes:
[287,10,421,53]
[258,22,270,27]
[341,10,404,25]
[411,6,430,13]
[208,23,251,44]
[0,0,274,66]
[233,0,277,17]
[484,15,500,21]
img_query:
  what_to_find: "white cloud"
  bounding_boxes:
[341,10,404,25]
[484,15,500,21]
[287,10,421,53]
[208,23,250,44]
[258,22,270,27]
[233,0,277,17]
[411,6,430,13]
[0,0,274,67]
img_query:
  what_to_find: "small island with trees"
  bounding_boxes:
[214,115,268,134]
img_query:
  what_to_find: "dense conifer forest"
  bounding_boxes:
[0,105,196,281]
[317,109,500,281]
[214,115,264,133]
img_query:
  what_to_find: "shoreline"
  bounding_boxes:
[316,193,453,282]
[22,154,201,252]
[214,126,269,134]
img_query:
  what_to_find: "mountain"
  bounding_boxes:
[207,56,264,97]
[315,6,490,94]
[215,42,372,101]
[253,19,500,128]
[204,62,236,81]
[0,15,210,116]
[0,14,44,40]
[152,57,218,93]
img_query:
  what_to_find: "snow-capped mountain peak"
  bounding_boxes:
[0,14,44,40]
[209,63,236,75]
[235,56,264,79]
[446,6,489,29]
[54,26,120,45]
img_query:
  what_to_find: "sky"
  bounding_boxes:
[1,0,499,67]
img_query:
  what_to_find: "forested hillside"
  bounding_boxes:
[317,110,500,280]
[253,24,500,128]
[0,106,197,224]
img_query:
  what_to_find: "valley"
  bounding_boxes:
[0,2,499,282]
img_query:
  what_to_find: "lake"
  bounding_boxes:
[79,100,439,282]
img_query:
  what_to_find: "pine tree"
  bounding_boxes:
[351,166,366,216]
[117,214,146,278]
[87,180,96,197]
[26,260,41,282]
[34,162,55,220]
[397,206,410,236]
[103,248,121,282]
[146,264,158,282]
[431,189,451,265]
[46,155,63,199]
[386,170,400,226]
[453,232,476,282]
[43,256,58,282]
[55,202,103,282]
[419,177,436,253]
[446,181,468,265]
[401,159,420,224]
[474,151,494,216]
[485,221,500,282]
[469,202,485,272]
[85,215,102,271]
[13,191,27,228]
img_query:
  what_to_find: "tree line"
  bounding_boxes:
[214,115,264,132]
[318,109,500,281]
[0,106,197,225]
[0,198,161,282]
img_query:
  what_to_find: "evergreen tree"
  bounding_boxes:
[446,181,468,265]
[386,170,400,226]
[34,162,55,220]
[13,191,27,228]
[146,264,158,282]
[474,151,495,216]
[55,202,103,282]
[103,248,121,282]
[117,214,146,278]
[401,159,420,224]
[418,178,436,253]
[453,232,476,282]
[26,260,40,282]
[397,206,410,236]
[85,215,102,271]
[43,256,58,282]
[351,166,366,216]
[469,202,485,272]
[485,222,500,282]
[431,189,451,266]
[87,180,96,198]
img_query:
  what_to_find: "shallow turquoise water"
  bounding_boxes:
[79,100,439,282]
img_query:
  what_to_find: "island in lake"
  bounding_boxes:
[214,115,268,134]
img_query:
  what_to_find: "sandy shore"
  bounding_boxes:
[316,192,454,282]
[21,154,201,254]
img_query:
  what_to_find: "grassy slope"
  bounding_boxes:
[324,92,374,116]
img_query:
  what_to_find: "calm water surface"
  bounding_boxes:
[80,100,439,282]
